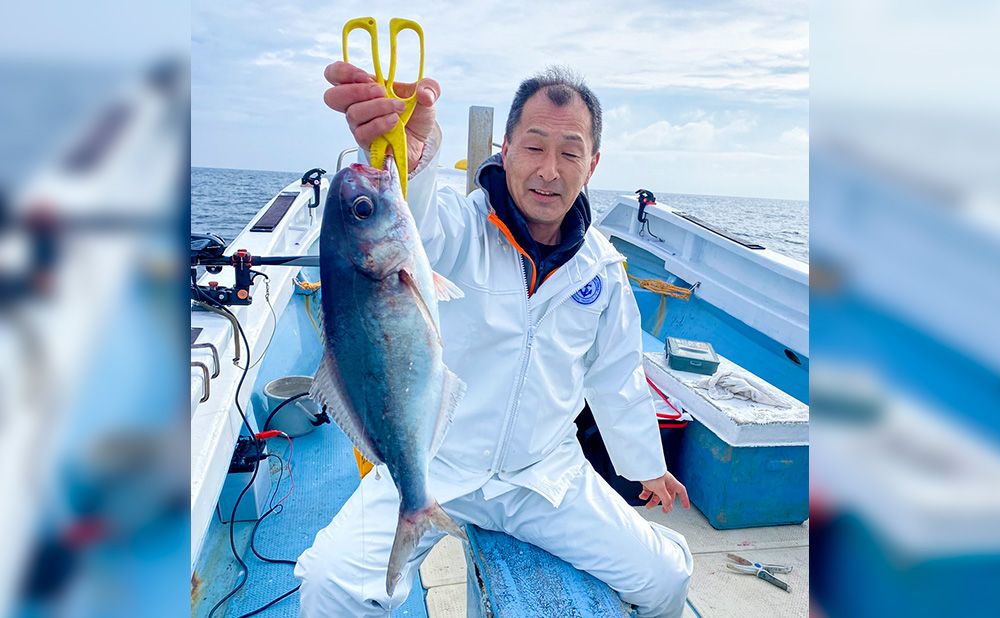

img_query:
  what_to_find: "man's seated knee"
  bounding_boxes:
[630,564,691,618]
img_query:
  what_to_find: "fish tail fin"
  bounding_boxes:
[386,502,467,595]
[427,501,468,541]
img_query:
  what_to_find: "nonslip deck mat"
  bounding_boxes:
[201,420,428,617]
[419,536,468,588]
[425,583,467,618]
[466,527,634,617]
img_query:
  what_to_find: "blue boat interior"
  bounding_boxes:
[194,233,809,615]
[193,263,432,617]
[612,237,809,403]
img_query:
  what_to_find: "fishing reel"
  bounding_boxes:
[0,205,60,308]
[190,233,320,307]
[190,234,261,306]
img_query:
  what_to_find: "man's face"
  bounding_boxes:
[501,91,600,236]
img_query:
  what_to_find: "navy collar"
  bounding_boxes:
[476,154,591,278]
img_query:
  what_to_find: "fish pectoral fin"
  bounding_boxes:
[398,268,442,343]
[430,367,466,458]
[310,352,384,466]
[432,272,464,301]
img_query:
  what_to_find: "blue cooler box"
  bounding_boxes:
[644,352,809,529]
[679,420,808,529]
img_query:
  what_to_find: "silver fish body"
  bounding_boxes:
[310,160,466,595]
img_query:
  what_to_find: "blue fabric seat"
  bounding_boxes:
[464,526,634,617]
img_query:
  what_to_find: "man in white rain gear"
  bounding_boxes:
[295,63,694,617]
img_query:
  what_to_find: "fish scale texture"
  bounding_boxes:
[224,422,429,617]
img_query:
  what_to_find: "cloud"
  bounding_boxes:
[224,0,810,104]
[252,50,295,68]
[780,126,809,150]
[611,113,757,152]
[192,0,809,198]
[606,105,632,123]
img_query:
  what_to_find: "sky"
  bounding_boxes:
[192,0,808,200]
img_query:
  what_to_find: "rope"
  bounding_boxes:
[626,273,694,299]
[625,269,696,338]
[294,278,322,291]
[303,295,322,338]
[653,296,666,339]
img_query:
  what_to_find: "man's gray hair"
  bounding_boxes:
[505,66,603,153]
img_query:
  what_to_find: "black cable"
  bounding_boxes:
[207,443,260,618]
[249,506,294,565]
[194,277,304,617]
[262,392,310,432]
[640,218,663,242]
[235,585,301,618]
[194,279,264,618]
[191,274,255,437]
[265,453,284,510]
[249,452,294,566]
[237,439,301,617]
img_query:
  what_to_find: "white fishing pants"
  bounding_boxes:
[294,463,693,617]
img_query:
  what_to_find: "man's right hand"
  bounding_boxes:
[323,61,440,173]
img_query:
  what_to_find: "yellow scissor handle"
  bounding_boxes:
[342,17,424,197]
[386,18,424,116]
[342,17,383,84]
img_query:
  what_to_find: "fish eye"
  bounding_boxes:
[351,195,374,219]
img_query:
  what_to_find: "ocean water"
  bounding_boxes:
[192,166,808,262]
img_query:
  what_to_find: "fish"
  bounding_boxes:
[309,159,468,596]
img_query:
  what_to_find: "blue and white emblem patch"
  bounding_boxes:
[572,275,602,305]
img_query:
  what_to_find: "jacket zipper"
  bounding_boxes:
[493,257,623,471]
[489,219,534,473]
[479,178,628,472]
[491,248,625,472]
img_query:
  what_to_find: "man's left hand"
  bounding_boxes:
[639,472,690,513]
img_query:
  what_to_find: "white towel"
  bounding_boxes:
[695,371,791,409]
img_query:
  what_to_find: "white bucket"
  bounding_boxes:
[263,376,324,437]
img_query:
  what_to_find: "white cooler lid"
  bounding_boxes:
[644,351,809,447]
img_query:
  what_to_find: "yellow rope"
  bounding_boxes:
[623,264,694,338]
[627,273,693,300]
[303,294,322,338]
[294,279,322,291]
[653,296,667,338]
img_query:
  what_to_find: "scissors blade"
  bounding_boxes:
[727,553,792,573]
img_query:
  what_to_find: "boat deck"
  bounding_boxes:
[193,411,808,617]
[416,489,809,618]
[191,183,809,616]
[192,397,431,617]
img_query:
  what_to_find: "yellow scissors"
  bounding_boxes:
[342,16,424,198]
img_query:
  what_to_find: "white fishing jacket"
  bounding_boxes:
[402,128,667,508]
